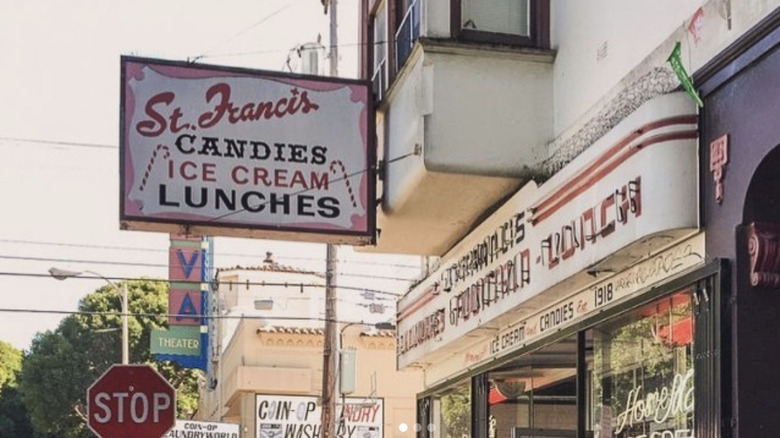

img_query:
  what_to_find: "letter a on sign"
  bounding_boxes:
[168,290,205,326]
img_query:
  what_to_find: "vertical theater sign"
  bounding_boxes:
[151,235,213,371]
[120,56,375,245]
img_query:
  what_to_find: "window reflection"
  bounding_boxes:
[433,380,471,438]
[488,336,578,438]
[590,290,695,438]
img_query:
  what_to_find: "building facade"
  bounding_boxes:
[197,257,424,437]
[697,12,780,437]
[359,1,780,438]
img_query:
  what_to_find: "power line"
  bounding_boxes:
[188,2,299,64]
[0,136,116,150]
[0,238,155,253]
[0,271,403,297]
[0,254,419,282]
[0,254,162,269]
[201,40,387,61]
[0,307,388,326]
[0,238,424,269]
[0,136,422,237]
[208,149,419,223]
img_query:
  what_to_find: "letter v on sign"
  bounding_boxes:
[169,247,204,282]
[178,249,199,278]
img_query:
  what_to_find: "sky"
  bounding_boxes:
[0,0,421,351]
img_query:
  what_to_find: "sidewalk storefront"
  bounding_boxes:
[417,258,723,438]
[397,92,725,438]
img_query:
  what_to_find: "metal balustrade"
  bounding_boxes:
[395,0,421,72]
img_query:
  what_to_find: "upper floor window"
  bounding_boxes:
[362,0,548,101]
[463,0,528,36]
[453,0,548,47]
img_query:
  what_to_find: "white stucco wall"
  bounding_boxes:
[551,0,778,141]
[551,0,706,137]
[424,48,553,175]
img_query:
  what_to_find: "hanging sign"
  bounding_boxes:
[120,56,375,245]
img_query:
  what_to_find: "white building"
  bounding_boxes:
[358,1,780,438]
[198,254,424,438]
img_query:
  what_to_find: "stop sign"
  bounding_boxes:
[87,364,176,438]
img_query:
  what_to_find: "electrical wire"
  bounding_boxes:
[188,2,298,64]
[0,238,424,269]
[0,271,404,297]
[0,139,421,235]
[0,307,389,326]
[201,40,388,61]
[0,254,162,269]
[0,136,116,150]
[208,149,418,223]
[0,254,419,283]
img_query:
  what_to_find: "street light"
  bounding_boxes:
[333,321,395,433]
[48,267,129,365]
[337,321,396,394]
[338,321,395,346]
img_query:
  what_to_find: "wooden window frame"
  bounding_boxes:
[451,0,549,48]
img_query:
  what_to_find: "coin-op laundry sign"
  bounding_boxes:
[256,394,383,438]
[120,56,376,245]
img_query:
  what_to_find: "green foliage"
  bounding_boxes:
[0,341,33,438]
[18,279,203,437]
[20,330,89,437]
[0,385,34,438]
[157,360,202,419]
[441,384,470,438]
[0,341,22,390]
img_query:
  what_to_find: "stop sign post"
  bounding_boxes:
[87,364,176,438]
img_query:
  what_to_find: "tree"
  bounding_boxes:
[19,279,202,437]
[441,384,470,438]
[0,341,33,438]
[0,341,22,390]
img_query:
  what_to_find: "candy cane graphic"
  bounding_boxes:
[138,144,170,192]
[329,159,358,208]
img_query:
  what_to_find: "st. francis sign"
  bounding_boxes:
[120,57,375,245]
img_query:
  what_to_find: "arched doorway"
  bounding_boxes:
[742,144,780,290]
[744,144,780,224]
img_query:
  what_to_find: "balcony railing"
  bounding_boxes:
[395,0,421,72]
[372,57,387,102]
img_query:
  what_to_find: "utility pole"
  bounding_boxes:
[121,282,129,364]
[321,3,339,437]
[329,0,338,77]
[322,244,338,438]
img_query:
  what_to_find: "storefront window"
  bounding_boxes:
[589,290,695,438]
[487,336,577,438]
[433,379,472,438]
